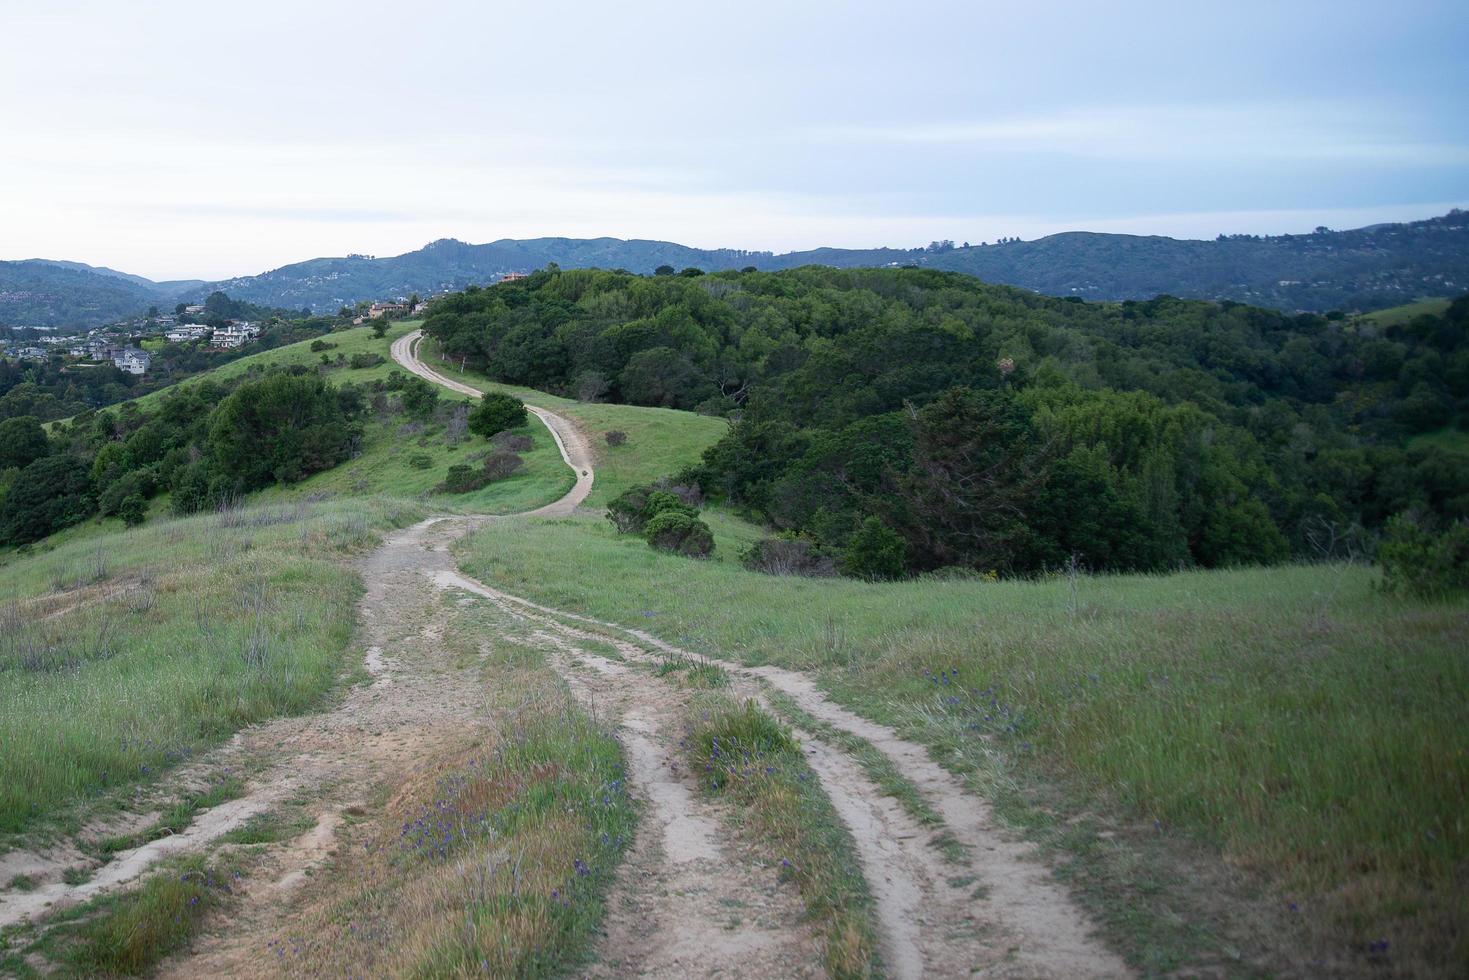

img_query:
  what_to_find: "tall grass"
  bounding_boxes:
[458,513,1469,971]
[0,497,423,836]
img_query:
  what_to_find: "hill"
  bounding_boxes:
[0,260,205,331]
[193,210,1469,315]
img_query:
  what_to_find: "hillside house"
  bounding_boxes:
[499,271,528,283]
[368,302,407,319]
[209,322,259,349]
[113,348,151,375]
[166,325,208,343]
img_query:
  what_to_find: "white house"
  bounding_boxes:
[113,348,151,375]
[166,326,208,343]
[209,322,260,349]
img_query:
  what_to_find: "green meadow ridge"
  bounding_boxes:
[0,283,1464,977]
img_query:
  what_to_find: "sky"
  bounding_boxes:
[2,0,1467,281]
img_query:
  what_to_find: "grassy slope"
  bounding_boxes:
[415,337,729,506]
[1353,296,1452,328]
[457,514,1469,973]
[0,497,424,840]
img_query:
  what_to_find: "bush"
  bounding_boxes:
[1378,515,1469,598]
[741,537,836,577]
[0,455,94,545]
[606,485,697,534]
[840,517,906,581]
[481,451,524,482]
[207,374,362,490]
[117,494,147,527]
[644,511,715,558]
[436,464,483,494]
[309,339,336,353]
[490,431,532,452]
[434,452,524,493]
[468,392,528,439]
[397,376,440,418]
[604,430,627,447]
[408,453,433,470]
[349,352,385,369]
[0,416,49,471]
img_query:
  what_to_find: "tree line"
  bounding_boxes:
[424,266,1468,576]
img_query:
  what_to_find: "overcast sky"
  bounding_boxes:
[2,0,1466,280]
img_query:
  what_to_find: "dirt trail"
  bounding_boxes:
[432,570,1131,979]
[507,620,823,977]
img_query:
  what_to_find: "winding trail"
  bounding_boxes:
[2,328,1127,978]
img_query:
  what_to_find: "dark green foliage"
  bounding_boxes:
[309,339,336,352]
[467,392,527,439]
[371,320,388,339]
[605,485,696,534]
[207,374,361,491]
[0,455,93,545]
[434,452,524,494]
[349,352,385,369]
[422,266,1469,574]
[117,494,147,527]
[0,416,48,470]
[391,375,440,418]
[644,511,714,558]
[604,429,627,447]
[839,517,906,580]
[1378,515,1469,598]
[408,453,433,470]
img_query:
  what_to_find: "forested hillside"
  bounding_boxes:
[193,210,1469,315]
[424,266,1469,575]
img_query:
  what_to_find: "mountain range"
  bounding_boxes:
[4,210,1466,330]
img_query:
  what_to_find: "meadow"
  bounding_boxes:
[458,512,1469,973]
[0,496,423,839]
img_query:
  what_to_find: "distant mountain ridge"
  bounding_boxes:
[174,209,1469,314]
[4,210,1466,329]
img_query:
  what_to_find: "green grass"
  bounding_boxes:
[0,496,424,839]
[684,695,880,978]
[1354,296,1452,328]
[1408,423,1469,456]
[52,855,234,976]
[457,513,1469,973]
[416,336,728,505]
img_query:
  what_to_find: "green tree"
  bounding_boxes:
[0,455,93,545]
[644,510,714,557]
[206,374,361,490]
[840,517,906,580]
[467,392,528,439]
[0,416,49,471]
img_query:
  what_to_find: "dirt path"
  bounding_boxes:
[391,329,594,516]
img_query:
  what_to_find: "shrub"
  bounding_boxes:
[309,339,336,353]
[481,451,524,482]
[604,430,627,447]
[644,511,715,558]
[840,517,906,581]
[408,453,433,470]
[436,464,483,494]
[0,416,48,471]
[468,392,528,439]
[397,376,440,418]
[741,537,836,577]
[117,494,147,527]
[207,374,362,490]
[490,431,533,452]
[1378,515,1469,599]
[606,485,697,534]
[349,352,385,369]
[0,455,94,545]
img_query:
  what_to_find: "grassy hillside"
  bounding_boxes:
[0,497,423,839]
[457,514,1469,973]
[416,337,728,505]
